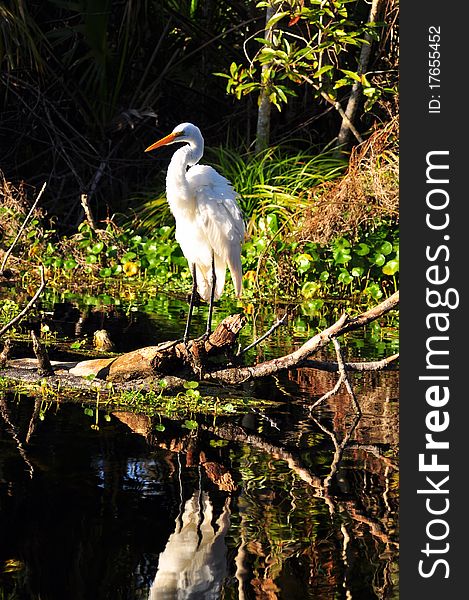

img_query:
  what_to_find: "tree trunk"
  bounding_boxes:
[255,4,275,153]
[336,0,384,149]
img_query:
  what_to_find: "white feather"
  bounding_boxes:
[158,124,245,302]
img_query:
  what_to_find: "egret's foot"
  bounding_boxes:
[195,330,211,343]
[166,337,184,348]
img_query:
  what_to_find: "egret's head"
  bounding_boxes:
[144,122,203,153]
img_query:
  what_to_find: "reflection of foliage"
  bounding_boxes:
[227,431,398,598]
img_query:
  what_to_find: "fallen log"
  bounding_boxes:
[68,313,246,382]
[0,292,399,394]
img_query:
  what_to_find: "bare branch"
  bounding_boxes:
[206,291,399,385]
[80,194,98,231]
[31,330,54,376]
[299,353,399,371]
[0,182,47,274]
[0,266,47,337]
[238,313,288,355]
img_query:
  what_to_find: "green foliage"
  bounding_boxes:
[6,137,396,303]
[242,216,399,300]
[216,0,397,113]
[209,144,346,223]
[0,299,20,327]
[40,220,191,291]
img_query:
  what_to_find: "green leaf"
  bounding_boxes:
[319,271,330,282]
[63,258,78,270]
[182,419,198,430]
[266,11,290,30]
[338,270,353,284]
[52,257,63,268]
[380,241,393,255]
[184,381,199,389]
[301,281,321,298]
[121,251,137,263]
[354,243,370,256]
[372,253,386,267]
[340,69,362,83]
[366,283,383,300]
[382,259,399,275]
[332,248,351,264]
[90,241,104,255]
[314,64,334,78]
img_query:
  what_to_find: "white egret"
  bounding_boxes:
[145,123,245,341]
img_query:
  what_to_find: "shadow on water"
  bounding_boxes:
[0,291,399,599]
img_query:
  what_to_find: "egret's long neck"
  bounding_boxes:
[166,140,203,215]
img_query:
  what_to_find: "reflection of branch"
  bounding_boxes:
[344,501,398,546]
[205,423,322,489]
[311,413,360,500]
[332,336,360,414]
[0,182,47,274]
[0,396,34,478]
[309,336,361,413]
[0,266,47,337]
[205,418,398,547]
[346,443,398,471]
[26,398,42,444]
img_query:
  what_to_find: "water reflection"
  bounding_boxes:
[148,490,230,599]
[0,388,399,598]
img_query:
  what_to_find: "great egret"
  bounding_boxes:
[145,123,245,341]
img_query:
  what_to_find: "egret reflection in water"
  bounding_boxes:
[148,490,231,599]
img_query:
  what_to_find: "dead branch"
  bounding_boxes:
[0,182,47,274]
[31,330,54,376]
[1,292,399,394]
[299,352,398,372]
[0,266,47,337]
[0,339,12,367]
[206,291,399,385]
[80,194,98,231]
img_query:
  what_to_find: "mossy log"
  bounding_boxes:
[0,292,399,394]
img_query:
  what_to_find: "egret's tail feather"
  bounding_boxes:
[228,255,243,298]
[196,263,226,302]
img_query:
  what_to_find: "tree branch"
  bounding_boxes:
[0,266,47,337]
[0,182,47,274]
[205,291,399,385]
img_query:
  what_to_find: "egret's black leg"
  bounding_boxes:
[205,252,216,337]
[184,263,198,343]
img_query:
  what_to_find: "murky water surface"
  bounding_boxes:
[0,290,399,599]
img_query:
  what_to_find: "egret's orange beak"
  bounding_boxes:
[144,131,182,153]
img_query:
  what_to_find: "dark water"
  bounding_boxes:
[0,291,399,599]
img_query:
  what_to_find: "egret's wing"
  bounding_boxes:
[187,165,245,296]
